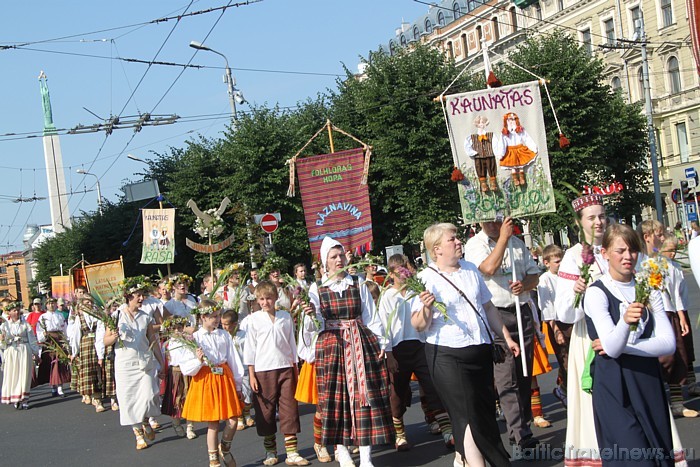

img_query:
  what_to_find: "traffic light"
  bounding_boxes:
[681,180,693,202]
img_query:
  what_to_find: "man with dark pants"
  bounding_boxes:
[465,216,540,450]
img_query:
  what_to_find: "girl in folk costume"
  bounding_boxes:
[378,254,454,451]
[95,299,121,411]
[163,273,198,328]
[68,296,104,412]
[639,222,697,418]
[295,287,332,463]
[180,300,243,467]
[305,237,394,467]
[492,112,538,187]
[36,297,71,398]
[262,255,294,311]
[0,301,40,409]
[160,316,196,437]
[103,282,165,451]
[583,224,677,466]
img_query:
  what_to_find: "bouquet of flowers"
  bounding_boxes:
[573,241,595,308]
[193,208,226,238]
[632,256,668,331]
[79,300,124,348]
[395,266,449,321]
[161,328,212,368]
[42,335,71,366]
[282,274,320,328]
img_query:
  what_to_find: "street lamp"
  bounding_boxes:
[76,169,103,215]
[189,41,245,124]
[127,154,147,164]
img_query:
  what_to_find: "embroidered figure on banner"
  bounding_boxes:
[494,112,538,188]
[464,115,499,194]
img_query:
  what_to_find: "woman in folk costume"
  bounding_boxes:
[492,112,537,187]
[103,281,166,451]
[36,297,71,398]
[68,296,104,412]
[0,301,40,409]
[305,236,394,467]
[555,195,688,466]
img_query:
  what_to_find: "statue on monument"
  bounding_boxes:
[38,70,56,132]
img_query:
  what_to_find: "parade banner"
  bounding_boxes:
[71,267,87,291]
[186,232,236,254]
[50,276,72,301]
[84,259,124,301]
[445,81,556,223]
[296,148,373,257]
[141,208,175,264]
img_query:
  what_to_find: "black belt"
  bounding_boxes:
[496,303,529,313]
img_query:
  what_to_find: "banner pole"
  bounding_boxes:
[158,199,172,276]
[209,234,214,286]
[509,238,528,377]
[326,119,335,153]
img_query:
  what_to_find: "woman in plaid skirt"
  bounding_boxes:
[95,299,121,412]
[306,237,394,467]
[67,297,104,412]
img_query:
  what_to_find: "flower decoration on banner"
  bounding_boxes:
[260,253,290,279]
[451,166,465,182]
[193,208,226,239]
[190,303,222,317]
[161,316,191,331]
[119,275,152,295]
[3,301,22,312]
[632,256,669,331]
[165,274,194,291]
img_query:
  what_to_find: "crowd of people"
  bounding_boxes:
[0,193,698,467]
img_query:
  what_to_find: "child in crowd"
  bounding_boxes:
[161,316,196,437]
[221,309,255,430]
[378,254,453,451]
[584,223,676,464]
[0,301,40,409]
[537,244,567,407]
[180,300,243,467]
[245,282,308,466]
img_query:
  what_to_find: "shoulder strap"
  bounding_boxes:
[427,266,496,345]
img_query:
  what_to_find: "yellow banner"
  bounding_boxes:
[84,259,124,302]
[51,276,72,301]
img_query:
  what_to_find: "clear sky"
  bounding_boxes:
[0,0,428,252]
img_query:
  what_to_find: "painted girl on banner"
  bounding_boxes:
[493,112,538,187]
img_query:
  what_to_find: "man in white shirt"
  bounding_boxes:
[464,216,540,450]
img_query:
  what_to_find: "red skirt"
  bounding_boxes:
[182,363,241,422]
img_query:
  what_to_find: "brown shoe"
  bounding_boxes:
[518,171,526,186]
[219,440,236,467]
[479,177,488,193]
[511,172,520,186]
[489,177,499,191]
[133,427,148,450]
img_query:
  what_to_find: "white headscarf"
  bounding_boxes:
[320,236,344,269]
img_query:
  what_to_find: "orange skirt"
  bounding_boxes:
[499,144,536,168]
[532,337,553,377]
[542,321,556,355]
[182,363,242,422]
[294,361,317,404]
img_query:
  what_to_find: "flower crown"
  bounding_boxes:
[363,253,383,266]
[260,253,289,279]
[165,273,194,291]
[224,262,245,274]
[119,275,152,294]
[3,302,21,312]
[190,303,222,316]
[162,316,190,331]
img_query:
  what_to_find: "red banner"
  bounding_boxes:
[296,148,373,259]
[690,0,700,76]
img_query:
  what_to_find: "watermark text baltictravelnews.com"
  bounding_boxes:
[512,444,695,462]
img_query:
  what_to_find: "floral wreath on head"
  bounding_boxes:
[260,253,289,279]
[161,316,190,331]
[223,262,245,275]
[119,275,152,295]
[190,302,222,317]
[165,273,194,291]
[3,301,22,312]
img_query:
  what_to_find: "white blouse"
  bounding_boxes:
[554,242,609,324]
[243,310,297,372]
[179,327,243,392]
[378,287,424,348]
[36,311,67,343]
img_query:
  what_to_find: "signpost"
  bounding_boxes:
[686,167,700,225]
[254,212,281,255]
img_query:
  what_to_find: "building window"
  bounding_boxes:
[581,28,592,54]
[389,41,397,55]
[492,17,500,41]
[0,266,5,274]
[510,7,518,32]
[558,0,564,11]
[676,122,689,163]
[604,18,615,45]
[656,128,664,167]
[661,0,673,28]
[534,3,542,21]
[637,66,645,101]
[476,25,483,49]
[0,278,7,286]
[400,34,407,46]
[438,11,446,27]
[447,41,454,60]
[413,26,420,41]
[453,2,462,19]
[461,33,468,55]
[467,0,477,11]
[0,290,8,298]
[668,56,681,94]
[611,76,622,92]
[630,6,642,38]
[425,19,433,34]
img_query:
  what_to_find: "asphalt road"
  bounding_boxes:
[2,275,699,466]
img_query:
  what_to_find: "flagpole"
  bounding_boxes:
[508,238,528,377]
